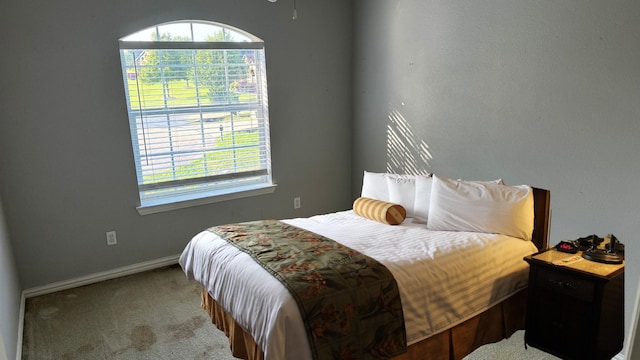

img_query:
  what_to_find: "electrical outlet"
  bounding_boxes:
[106,231,117,246]
[293,197,301,209]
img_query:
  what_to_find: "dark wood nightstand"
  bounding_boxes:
[523,248,624,360]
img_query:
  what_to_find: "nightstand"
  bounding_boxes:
[523,248,624,360]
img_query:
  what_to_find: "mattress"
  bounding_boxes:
[179,210,538,360]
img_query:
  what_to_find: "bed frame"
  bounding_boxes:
[201,187,551,360]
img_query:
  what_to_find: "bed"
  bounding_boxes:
[180,174,551,360]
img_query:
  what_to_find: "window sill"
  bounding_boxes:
[136,183,277,215]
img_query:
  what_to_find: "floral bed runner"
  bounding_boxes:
[208,220,407,360]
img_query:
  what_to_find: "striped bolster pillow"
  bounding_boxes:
[353,197,407,225]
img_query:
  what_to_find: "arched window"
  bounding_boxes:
[119,21,273,214]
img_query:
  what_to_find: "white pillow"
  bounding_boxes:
[361,171,390,201]
[413,176,504,224]
[426,175,534,241]
[413,176,433,223]
[361,171,429,207]
[387,175,418,217]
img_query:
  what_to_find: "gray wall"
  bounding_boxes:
[352,0,640,353]
[0,0,354,288]
[0,193,21,360]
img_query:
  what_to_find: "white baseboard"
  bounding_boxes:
[15,293,24,360]
[22,254,180,298]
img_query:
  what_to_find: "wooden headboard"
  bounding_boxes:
[532,187,551,251]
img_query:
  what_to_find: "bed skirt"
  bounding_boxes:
[201,288,528,360]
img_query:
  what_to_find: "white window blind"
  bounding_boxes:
[119,21,273,210]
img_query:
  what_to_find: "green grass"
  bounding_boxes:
[143,130,261,184]
[127,79,257,109]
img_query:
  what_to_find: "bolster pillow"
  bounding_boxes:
[353,197,407,225]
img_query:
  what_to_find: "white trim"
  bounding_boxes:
[22,255,180,298]
[15,293,24,360]
[137,184,277,215]
[624,277,640,360]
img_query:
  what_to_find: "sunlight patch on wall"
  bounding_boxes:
[386,108,432,175]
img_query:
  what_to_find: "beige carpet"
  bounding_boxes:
[22,265,235,360]
[22,264,560,359]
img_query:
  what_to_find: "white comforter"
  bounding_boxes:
[179,211,538,360]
